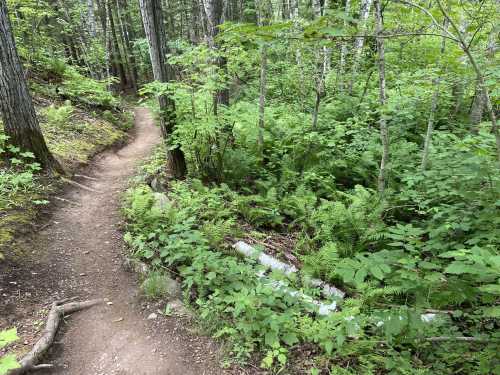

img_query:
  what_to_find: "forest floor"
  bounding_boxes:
[0,108,250,374]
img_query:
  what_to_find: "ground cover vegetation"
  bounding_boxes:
[0,0,132,258]
[0,0,498,373]
[123,0,500,373]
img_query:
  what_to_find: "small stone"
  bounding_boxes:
[147,313,158,320]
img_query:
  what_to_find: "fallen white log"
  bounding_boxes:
[234,241,345,299]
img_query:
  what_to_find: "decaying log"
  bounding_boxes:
[233,241,345,299]
[8,298,104,375]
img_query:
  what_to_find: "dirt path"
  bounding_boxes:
[2,108,233,374]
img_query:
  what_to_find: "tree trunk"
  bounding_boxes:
[421,17,448,170]
[116,0,137,91]
[87,0,97,37]
[108,0,127,90]
[375,0,388,194]
[348,0,373,94]
[256,0,269,153]
[139,0,187,178]
[469,83,484,132]
[202,0,229,113]
[311,0,328,129]
[435,0,500,166]
[337,0,350,93]
[0,0,62,173]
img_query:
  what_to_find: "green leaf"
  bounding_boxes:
[354,267,368,284]
[370,264,385,280]
[479,284,500,295]
[277,353,287,365]
[323,340,334,355]
[482,306,500,318]
[0,328,18,350]
[0,354,20,374]
[264,331,278,347]
[282,332,299,346]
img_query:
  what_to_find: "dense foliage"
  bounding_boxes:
[125,0,499,373]
[1,0,498,372]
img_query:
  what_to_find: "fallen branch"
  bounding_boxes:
[8,298,104,375]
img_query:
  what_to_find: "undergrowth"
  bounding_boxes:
[123,138,500,373]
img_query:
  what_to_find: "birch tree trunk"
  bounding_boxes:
[311,0,329,129]
[87,0,97,37]
[348,0,373,94]
[375,0,389,194]
[434,0,500,166]
[202,0,229,113]
[256,0,270,153]
[0,0,62,173]
[337,0,350,93]
[139,0,187,178]
[421,17,448,170]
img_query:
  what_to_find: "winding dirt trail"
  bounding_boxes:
[5,108,230,374]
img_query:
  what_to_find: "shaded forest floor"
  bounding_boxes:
[0,108,253,374]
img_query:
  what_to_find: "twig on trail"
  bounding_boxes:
[74,174,99,181]
[61,177,102,194]
[54,196,82,206]
[7,298,104,375]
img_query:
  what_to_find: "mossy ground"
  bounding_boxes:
[0,97,131,260]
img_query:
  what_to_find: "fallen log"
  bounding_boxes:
[233,241,345,299]
[8,298,104,375]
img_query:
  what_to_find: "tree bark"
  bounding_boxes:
[107,0,127,90]
[87,0,97,37]
[434,0,500,166]
[337,0,351,93]
[139,0,187,178]
[375,0,389,194]
[311,0,328,129]
[116,0,137,91]
[256,0,269,153]
[421,17,448,170]
[348,0,373,94]
[0,0,62,173]
[202,0,229,113]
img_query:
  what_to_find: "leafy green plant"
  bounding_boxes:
[0,328,20,374]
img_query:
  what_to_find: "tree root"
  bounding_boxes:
[8,298,104,375]
[61,177,102,193]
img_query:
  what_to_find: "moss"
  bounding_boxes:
[0,99,130,262]
[40,105,127,165]
[0,209,36,260]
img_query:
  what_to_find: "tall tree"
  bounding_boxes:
[139,0,187,178]
[202,0,229,113]
[421,17,449,170]
[311,0,329,129]
[337,0,351,93]
[0,0,62,173]
[108,0,127,90]
[375,0,388,194]
[348,0,373,94]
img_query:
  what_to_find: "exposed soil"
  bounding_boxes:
[0,108,254,374]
